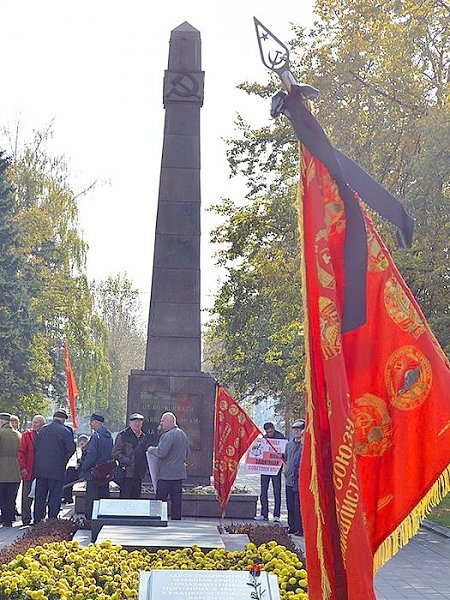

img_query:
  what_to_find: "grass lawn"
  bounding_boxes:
[427,493,450,528]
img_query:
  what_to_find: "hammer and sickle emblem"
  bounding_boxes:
[168,73,200,99]
[268,49,286,69]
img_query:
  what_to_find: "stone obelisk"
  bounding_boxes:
[127,22,215,484]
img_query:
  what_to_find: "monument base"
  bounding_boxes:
[127,370,215,485]
[74,488,258,519]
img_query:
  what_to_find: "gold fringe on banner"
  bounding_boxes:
[374,464,450,573]
[297,144,333,600]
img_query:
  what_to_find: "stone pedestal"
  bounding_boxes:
[127,370,215,484]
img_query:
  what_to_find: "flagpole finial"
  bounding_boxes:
[253,17,319,100]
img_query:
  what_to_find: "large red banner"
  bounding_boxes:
[298,144,450,599]
[213,385,260,515]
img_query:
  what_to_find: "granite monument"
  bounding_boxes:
[127,22,215,485]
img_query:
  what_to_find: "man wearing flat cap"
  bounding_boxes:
[33,409,76,523]
[284,420,305,536]
[0,412,21,527]
[112,413,148,498]
[79,413,113,518]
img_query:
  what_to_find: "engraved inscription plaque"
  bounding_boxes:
[97,499,163,519]
[139,570,281,600]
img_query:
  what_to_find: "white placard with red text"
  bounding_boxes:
[244,437,288,475]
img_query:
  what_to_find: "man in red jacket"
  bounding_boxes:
[17,415,45,525]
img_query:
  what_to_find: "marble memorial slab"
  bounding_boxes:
[138,569,280,600]
[91,499,168,542]
[95,520,225,552]
[96,499,163,519]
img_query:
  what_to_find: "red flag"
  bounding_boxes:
[297,143,450,600]
[213,385,260,515]
[63,344,79,430]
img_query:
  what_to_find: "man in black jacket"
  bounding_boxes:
[33,409,76,523]
[255,422,286,522]
[112,413,147,499]
[79,413,113,518]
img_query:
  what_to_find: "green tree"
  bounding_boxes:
[94,274,146,428]
[206,0,449,415]
[2,127,111,419]
[293,0,450,352]
[0,151,37,413]
[206,187,306,420]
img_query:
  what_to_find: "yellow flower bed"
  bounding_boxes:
[0,539,308,600]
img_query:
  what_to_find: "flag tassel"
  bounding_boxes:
[374,464,450,572]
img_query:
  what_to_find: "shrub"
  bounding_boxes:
[0,540,308,600]
[0,519,78,566]
[220,522,306,563]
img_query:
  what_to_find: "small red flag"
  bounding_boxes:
[63,344,79,430]
[213,385,260,515]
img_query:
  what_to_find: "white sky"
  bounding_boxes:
[1,1,314,325]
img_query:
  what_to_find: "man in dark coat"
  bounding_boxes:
[0,412,21,527]
[33,409,76,523]
[112,413,147,499]
[79,413,113,518]
[255,421,286,522]
[284,420,305,535]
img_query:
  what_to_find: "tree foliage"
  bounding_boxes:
[0,128,111,419]
[94,274,146,428]
[0,151,37,412]
[205,0,450,417]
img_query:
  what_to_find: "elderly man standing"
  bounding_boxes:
[17,414,46,525]
[255,421,286,522]
[284,420,305,536]
[0,412,21,527]
[112,413,147,499]
[79,413,113,518]
[33,409,76,523]
[147,412,188,520]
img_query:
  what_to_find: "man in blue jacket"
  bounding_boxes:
[33,409,76,523]
[80,413,113,519]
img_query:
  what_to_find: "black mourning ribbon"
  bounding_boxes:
[279,86,414,333]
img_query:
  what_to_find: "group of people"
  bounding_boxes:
[254,420,305,536]
[2,407,303,530]
[0,409,77,527]
[0,408,189,526]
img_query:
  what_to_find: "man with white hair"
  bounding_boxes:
[147,412,188,520]
[17,414,46,525]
